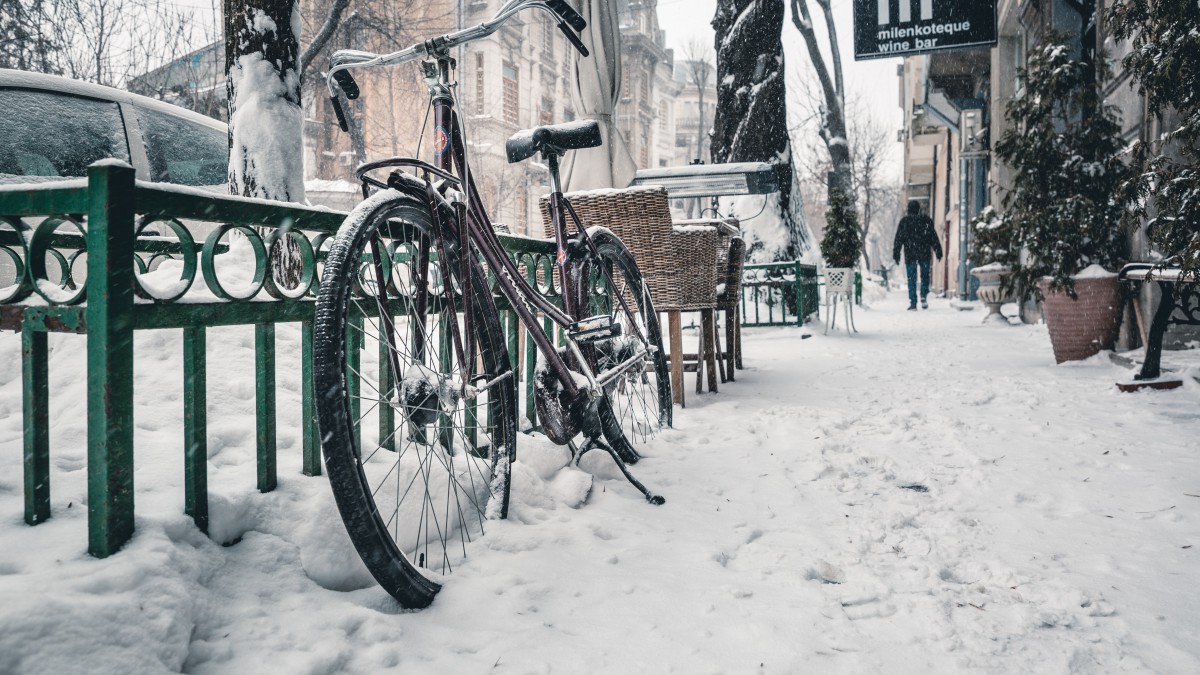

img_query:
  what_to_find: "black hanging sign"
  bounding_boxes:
[853,0,997,60]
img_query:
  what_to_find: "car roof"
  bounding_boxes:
[0,68,226,134]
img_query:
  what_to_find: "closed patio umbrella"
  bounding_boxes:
[560,0,638,191]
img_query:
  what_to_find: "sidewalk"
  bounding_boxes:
[0,292,1197,673]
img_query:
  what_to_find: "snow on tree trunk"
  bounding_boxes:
[711,0,810,262]
[225,0,304,285]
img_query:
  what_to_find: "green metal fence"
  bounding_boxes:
[737,264,865,328]
[739,261,820,327]
[0,163,560,558]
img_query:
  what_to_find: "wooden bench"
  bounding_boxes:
[1117,263,1200,391]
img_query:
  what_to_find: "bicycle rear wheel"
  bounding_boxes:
[314,189,516,609]
[572,226,672,463]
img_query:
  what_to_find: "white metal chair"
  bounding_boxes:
[823,268,858,335]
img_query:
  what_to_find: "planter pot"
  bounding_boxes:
[1037,273,1121,364]
[969,263,1014,324]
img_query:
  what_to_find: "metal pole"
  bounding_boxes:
[958,156,969,300]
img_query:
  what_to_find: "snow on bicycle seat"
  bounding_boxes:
[505,119,602,164]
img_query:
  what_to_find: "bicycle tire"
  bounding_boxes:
[314,188,516,609]
[572,226,672,464]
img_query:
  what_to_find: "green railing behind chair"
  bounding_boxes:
[739,261,820,327]
[0,163,562,558]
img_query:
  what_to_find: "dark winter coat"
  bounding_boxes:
[892,214,944,264]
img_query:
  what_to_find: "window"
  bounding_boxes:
[639,71,650,102]
[135,105,228,186]
[502,62,519,126]
[0,89,130,179]
[475,53,486,115]
[540,97,554,126]
[543,18,555,56]
[563,108,575,123]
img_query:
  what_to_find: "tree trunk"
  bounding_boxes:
[711,0,808,261]
[789,0,851,195]
[861,194,872,271]
[225,0,304,286]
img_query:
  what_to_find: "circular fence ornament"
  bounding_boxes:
[28,216,87,305]
[201,225,268,301]
[133,216,198,303]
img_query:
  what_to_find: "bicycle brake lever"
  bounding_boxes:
[546,0,586,32]
[330,96,349,132]
[558,22,590,57]
[332,69,360,100]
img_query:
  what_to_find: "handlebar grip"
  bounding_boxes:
[547,0,586,32]
[331,95,349,132]
[558,22,590,58]
[332,70,360,100]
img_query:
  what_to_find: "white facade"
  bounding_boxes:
[303,0,684,235]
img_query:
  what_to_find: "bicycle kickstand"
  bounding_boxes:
[575,437,666,505]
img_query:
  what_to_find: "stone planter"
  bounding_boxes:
[1037,271,1121,364]
[969,263,1014,324]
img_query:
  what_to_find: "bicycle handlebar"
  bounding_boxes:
[326,0,589,130]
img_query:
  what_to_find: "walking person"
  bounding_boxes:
[892,201,943,310]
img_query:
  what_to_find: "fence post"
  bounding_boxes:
[22,323,49,525]
[793,261,804,326]
[85,161,136,558]
[377,321,396,454]
[183,325,208,533]
[256,323,277,492]
[301,320,321,475]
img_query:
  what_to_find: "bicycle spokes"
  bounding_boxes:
[346,230,504,576]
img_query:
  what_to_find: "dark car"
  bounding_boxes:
[0,68,228,187]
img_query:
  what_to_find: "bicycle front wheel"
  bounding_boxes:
[573,226,672,463]
[314,189,516,609]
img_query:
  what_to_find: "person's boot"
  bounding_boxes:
[907,303,917,311]
[921,298,929,309]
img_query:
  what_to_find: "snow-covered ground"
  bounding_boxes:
[1,290,1198,674]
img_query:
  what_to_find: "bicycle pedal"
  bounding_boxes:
[568,315,622,343]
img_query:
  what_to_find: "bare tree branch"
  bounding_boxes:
[789,0,849,187]
[299,0,351,76]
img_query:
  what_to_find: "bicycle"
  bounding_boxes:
[314,0,673,608]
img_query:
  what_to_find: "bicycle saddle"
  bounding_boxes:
[505,119,602,164]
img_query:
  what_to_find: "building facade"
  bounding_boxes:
[302,0,682,234]
[897,47,989,300]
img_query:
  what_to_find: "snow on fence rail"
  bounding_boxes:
[0,163,564,558]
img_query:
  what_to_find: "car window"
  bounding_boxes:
[134,105,228,187]
[0,88,130,179]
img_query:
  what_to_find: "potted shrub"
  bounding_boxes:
[1107,0,1200,274]
[967,207,1016,323]
[820,186,863,270]
[992,38,1135,362]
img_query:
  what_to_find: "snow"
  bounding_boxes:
[305,178,358,194]
[722,192,792,262]
[972,262,1010,273]
[88,158,134,170]
[1,292,1199,672]
[227,17,305,204]
[1074,264,1118,279]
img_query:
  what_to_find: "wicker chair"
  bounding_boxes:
[713,231,746,382]
[538,186,723,406]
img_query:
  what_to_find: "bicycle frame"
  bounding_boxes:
[329,0,656,414]
[374,55,624,404]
